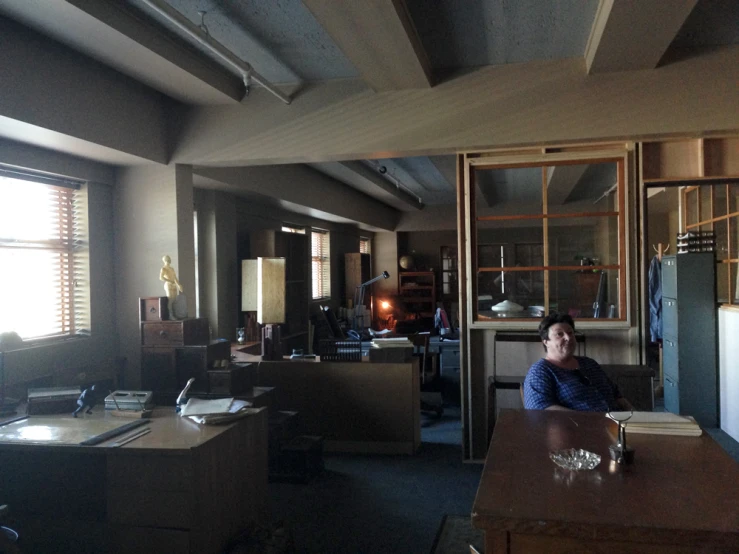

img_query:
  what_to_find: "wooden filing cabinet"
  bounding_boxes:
[138,308,229,404]
[142,340,230,404]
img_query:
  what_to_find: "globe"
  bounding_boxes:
[399,255,415,270]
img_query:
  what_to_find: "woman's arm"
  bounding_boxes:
[544,404,573,412]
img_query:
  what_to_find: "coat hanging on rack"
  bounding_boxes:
[648,244,668,342]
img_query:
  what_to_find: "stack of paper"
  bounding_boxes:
[607,411,702,436]
[371,338,413,348]
[180,397,255,424]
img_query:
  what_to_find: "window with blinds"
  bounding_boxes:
[0,171,90,341]
[311,229,331,299]
[359,237,371,254]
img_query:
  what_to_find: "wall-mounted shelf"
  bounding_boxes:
[642,137,739,182]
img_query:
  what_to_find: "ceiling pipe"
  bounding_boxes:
[140,0,292,104]
[376,163,423,205]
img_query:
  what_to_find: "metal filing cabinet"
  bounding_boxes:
[661,253,718,427]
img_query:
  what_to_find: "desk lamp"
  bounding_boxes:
[352,271,390,331]
[242,257,286,361]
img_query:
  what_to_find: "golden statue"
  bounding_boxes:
[160,255,183,305]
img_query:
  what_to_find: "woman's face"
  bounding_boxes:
[544,322,576,360]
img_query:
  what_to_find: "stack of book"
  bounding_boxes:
[370,337,413,348]
[369,337,414,363]
[607,411,702,436]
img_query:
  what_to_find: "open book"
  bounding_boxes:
[607,411,702,436]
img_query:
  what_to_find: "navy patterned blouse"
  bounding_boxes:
[523,356,622,411]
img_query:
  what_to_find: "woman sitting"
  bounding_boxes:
[523,313,633,412]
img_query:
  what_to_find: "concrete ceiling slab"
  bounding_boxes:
[136,0,356,84]
[302,0,432,91]
[407,0,600,70]
[585,0,699,73]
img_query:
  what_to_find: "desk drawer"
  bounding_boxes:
[662,337,678,381]
[662,297,677,337]
[142,319,209,346]
[664,374,680,417]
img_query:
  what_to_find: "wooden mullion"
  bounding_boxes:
[685,209,739,230]
[469,160,478,322]
[479,264,620,272]
[618,158,627,320]
[477,211,619,222]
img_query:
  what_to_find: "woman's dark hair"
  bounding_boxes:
[538,312,575,341]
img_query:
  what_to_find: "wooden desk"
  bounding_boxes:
[472,410,739,553]
[0,408,268,554]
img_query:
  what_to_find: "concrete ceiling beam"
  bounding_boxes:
[64,0,244,103]
[339,161,424,210]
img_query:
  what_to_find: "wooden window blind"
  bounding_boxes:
[0,173,90,340]
[311,229,331,299]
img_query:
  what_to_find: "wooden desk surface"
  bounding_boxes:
[0,406,269,554]
[472,410,739,551]
[0,407,259,452]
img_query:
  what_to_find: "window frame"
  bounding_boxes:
[311,228,331,300]
[0,170,89,342]
[463,146,631,329]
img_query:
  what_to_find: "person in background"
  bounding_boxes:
[523,312,633,412]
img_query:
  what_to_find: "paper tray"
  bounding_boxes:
[104,390,154,411]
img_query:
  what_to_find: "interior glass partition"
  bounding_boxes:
[467,152,627,323]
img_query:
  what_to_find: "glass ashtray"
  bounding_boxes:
[550,448,601,470]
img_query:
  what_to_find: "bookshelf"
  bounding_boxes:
[399,271,436,318]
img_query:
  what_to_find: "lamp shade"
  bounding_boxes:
[241,257,286,324]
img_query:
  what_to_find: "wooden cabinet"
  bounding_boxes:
[661,254,717,427]
[142,341,231,403]
[399,271,436,318]
[141,318,209,346]
[138,304,233,403]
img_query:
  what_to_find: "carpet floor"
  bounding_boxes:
[269,407,481,554]
[430,515,484,554]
